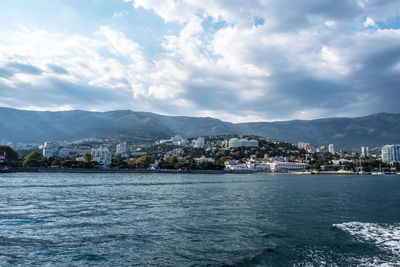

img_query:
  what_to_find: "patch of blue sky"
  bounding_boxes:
[194,17,227,62]
[254,16,265,27]
[202,16,229,34]
[376,15,400,30]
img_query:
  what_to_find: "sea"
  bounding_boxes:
[0,172,399,266]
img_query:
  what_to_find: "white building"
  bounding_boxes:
[269,156,288,162]
[228,138,259,148]
[43,142,59,158]
[224,163,248,171]
[328,144,335,154]
[171,135,188,146]
[194,155,215,163]
[381,144,400,164]
[267,162,310,172]
[246,162,271,172]
[197,137,205,147]
[332,159,351,165]
[164,148,185,158]
[58,148,70,158]
[297,142,310,150]
[361,146,369,158]
[116,142,127,155]
[193,137,205,148]
[91,147,111,167]
[42,142,90,159]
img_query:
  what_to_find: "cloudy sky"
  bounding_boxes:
[0,0,399,122]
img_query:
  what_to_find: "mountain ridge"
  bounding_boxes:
[0,107,399,151]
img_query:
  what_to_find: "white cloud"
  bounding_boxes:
[364,17,376,27]
[324,20,335,27]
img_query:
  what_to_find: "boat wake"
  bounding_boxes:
[333,222,400,266]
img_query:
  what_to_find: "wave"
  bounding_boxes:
[333,222,400,266]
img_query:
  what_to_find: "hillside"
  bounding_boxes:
[0,107,399,150]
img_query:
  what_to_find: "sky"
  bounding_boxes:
[0,0,400,122]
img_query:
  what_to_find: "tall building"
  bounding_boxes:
[361,146,369,158]
[381,144,400,164]
[116,142,127,154]
[194,137,205,148]
[297,142,310,150]
[42,142,59,158]
[328,144,335,154]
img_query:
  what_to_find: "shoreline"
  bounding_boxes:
[3,168,399,175]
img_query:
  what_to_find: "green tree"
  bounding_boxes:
[82,152,93,163]
[165,156,178,165]
[125,158,138,168]
[215,151,225,159]
[197,162,224,170]
[0,145,19,162]
[23,151,43,167]
[311,163,321,171]
[51,158,62,166]
[175,161,191,170]
[61,159,78,168]
[137,155,153,169]
[183,155,194,163]
[218,156,232,164]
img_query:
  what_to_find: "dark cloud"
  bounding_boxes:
[0,68,13,78]
[7,62,43,75]
[48,64,69,75]
[0,78,134,110]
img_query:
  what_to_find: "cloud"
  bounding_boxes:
[48,64,69,75]
[7,62,43,75]
[0,1,400,122]
[364,17,377,27]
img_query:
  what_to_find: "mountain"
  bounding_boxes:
[235,113,400,151]
[0,107,399,151]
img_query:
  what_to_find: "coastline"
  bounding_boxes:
[4,168,399,175]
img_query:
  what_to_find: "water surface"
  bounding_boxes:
[0,173,399,266]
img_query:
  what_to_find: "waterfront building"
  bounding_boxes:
[246,162,271,172]
[361,146,369,158]
[381,144,400,164]
[328,144,335,154]
[228,138,259,148]
[267,162,310,172]
[43,142,59,158]
[91,147,111,167]
[224,163,248,171]
[58,148,70,158]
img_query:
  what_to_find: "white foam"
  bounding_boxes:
[333,222,400,257]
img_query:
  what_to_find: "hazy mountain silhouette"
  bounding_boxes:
[1,107,399,150]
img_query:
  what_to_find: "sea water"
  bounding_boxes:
[0,172,399,266]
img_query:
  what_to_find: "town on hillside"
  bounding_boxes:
[0,135,399,174]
